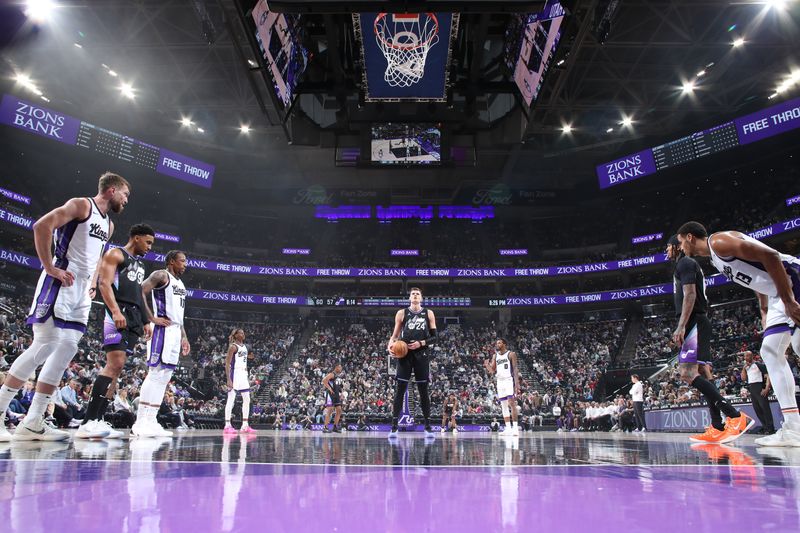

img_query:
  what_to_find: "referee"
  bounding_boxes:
[741,351,775,435]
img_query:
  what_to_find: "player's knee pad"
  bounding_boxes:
[761,332,791,364]
[36,329,81,385]
[501,400,510,419]
[149,366,174,388]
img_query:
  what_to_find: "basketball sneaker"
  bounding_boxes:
[131,420,173,438]
[511,425,520,437]
[240,426,256,435]
[424,426,436,439]
[75,420,114,440]
[388,426,399,440]
[95,420,125,439]
[719,412,755,444]
[688,426,725,443]
[13,418,72,441]
[223,426,238,436]
[322,426,331,433]
[452,428,459,435]
[754,421,800,447]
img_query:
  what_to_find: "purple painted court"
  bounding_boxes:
[2,431,799,532]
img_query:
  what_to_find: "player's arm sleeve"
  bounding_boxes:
[425,327,438,345]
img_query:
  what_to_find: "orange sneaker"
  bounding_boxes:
[689,426,725,443]
[719,413,755,444]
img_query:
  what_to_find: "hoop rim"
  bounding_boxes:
[373,12,439,51]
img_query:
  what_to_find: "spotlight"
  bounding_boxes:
[682,81,695,93]
[696,70,705,77]
[119,82,135,99]
[240,124,251,134]
[620,116,633,127]
[108,70,118,77]
[556,59,565,66]
[561,124,572,134]
[25,0,57,23]
[180,117,193,127]
[732,37,745,47]
[196,127,205,133]
[247,59,258,68]
[41,96,50,102]
[73,42,82,49]
[14,73,31,85]
[606,127,614,133]
[767,0,788,10]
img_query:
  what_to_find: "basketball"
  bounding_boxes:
[391,340,409,358]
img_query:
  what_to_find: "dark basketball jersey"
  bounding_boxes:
[400,307,430,349]
[328,373,341,395]
[673,256,707,318]
[111,248,146,307]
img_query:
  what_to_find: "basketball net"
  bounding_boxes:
[374,13,439,88]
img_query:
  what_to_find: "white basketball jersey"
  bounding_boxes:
[233,343,248,373]
[151,271,186,325]
[709,233,799,297]
[54,198,110,277]
[495,350,513,380]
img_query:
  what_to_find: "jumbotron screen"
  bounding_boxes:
[251,0,309,109]
[504,4,565,108]
[370,123,441,165]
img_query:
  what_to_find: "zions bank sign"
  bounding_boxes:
[0,94,215,188]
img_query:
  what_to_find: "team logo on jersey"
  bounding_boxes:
[126,265,145,284]
[406,315,427,330]
[88,223,109,242]
[34,303,51,318]
[735,272,753,285]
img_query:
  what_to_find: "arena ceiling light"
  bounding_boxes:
[696,70,706,78]
[561,124,572,134]
[108,70,118,77]
[196,127,205,133]
[732,37,745,47]
[73,43,82,49]
[180,117,193,127]
[239,124,251,134]
[766,0,788,10]
[682,81,695,94]
[25,0,57,23]
[118,82,135,99]
[619,116,633,127]
[606,127,614,133]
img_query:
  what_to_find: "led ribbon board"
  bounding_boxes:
[597,96,800,189]
[0,94,215,188]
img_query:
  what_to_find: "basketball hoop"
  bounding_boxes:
[374,13,439,88]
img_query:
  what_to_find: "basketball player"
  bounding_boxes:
[677,222,800,447]
[76,224,168,439]
[666,234,752,444]
[130,251,191,438]
[322,363,343,433]
[224,329,255,434]
[0,172,129,442]
[441,392,459,433]
[387,287,437,439]
[484,338,520,436]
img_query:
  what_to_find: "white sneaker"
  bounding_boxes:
[511,426,519,437]
[131,420,173,438]
[755,424,800,447]
[95,420,125,439]
[556,428,563,433]
[452,428,459,435]
[0,424,11,442]
[440,428,446,433]
[74,420,112,439]
[13,419,70,441]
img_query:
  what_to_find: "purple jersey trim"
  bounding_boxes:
[764,324,791,337]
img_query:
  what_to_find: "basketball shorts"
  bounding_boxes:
[395,349,431,383]
[325,390,341,407]
[103,304,145,354]
[230,368,249,392]
[763,261,800,336]
[497,377,515,401]
[26,269,93,333]
[147,323,182,368]
[678,314,711,365]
